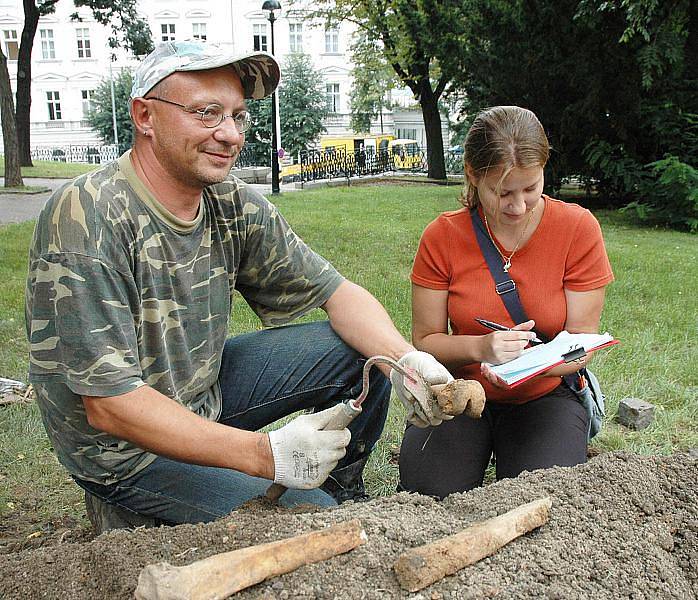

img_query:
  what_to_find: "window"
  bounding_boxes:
[81,89,95,117]
[3,29,18,60]
[46,91,61,120]
[289,23,302,53]
[325,83,340,113]
[397,128,419,140]
[76,28,91,58]
[324,27,339,53]
[192,22,207,41]
[40,29,55,59]
[253,24,267,52]
[161,23,176,42]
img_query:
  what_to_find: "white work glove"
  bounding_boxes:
[390,350,455,428]
[268,404,351,490]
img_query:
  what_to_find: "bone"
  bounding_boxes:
[394,497,552,592]
[432,379,486,418]
[135,519,367,600]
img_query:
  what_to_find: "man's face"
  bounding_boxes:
[146,67,246,190]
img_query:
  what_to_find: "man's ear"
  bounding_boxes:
[130,98,153,135]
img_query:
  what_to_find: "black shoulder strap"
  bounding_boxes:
[470,209,583,386]
[470,208,586,390]
[470,208,543,334]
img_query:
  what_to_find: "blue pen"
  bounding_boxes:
[475,318,543,344]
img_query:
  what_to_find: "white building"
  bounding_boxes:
[0,0,447,155]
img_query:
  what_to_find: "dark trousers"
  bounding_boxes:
[398,383,588,499]
[78,321,391,523]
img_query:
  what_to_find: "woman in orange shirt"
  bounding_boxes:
[399,106,614,498]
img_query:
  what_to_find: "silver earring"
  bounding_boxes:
[143,130,148,136]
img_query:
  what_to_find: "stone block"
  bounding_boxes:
[230,167,255,183]
[617,397,656,430]
[253,167,271,184]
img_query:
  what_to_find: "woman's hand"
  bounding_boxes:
[480,362,511,389]
[478,320,537,365]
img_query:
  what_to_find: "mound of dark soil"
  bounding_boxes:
[2,452,696,599]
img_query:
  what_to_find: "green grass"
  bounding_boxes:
[0,156,97,178]
[0,185,51,194]
[1,185,696,527]
[0,221,33,381]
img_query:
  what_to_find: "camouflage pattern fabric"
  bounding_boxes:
[130,40,280,100]
[25,151,343,485]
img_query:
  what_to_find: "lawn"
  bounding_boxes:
[0,157,98,179]
[1,184,696,532]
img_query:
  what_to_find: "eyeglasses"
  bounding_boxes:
[145,97,252,133]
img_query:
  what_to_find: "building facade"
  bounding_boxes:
[1,0,447,154]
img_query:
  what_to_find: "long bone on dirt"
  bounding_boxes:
[265,355,486,502]
[394,496,553,592]
[134,519,366,600]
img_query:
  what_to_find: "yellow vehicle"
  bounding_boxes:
[321,134,424,170]
[280,161,302,179]
[319,133,394,155]
[388,138,423,170]
[281,134,393,180]
[280,133,423,180]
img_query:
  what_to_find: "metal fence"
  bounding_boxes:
[30,144,127,164]
[445,151,464,175]
[235,145,261,167]
[26,141,465,181]
[293,146,430,184]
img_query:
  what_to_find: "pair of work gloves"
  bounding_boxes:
[268,350,452,490]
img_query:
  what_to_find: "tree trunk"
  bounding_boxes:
[419,82,446,180]
[0,47,24,187]
[17,0,40,167]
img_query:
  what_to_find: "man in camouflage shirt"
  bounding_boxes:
[25,41,454,530]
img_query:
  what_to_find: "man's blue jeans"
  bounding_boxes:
[77,321,391,524]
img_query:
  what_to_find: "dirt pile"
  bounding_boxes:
[2,451,696,599]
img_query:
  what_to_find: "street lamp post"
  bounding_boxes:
[262,0,281,195]
[109,57,119,146]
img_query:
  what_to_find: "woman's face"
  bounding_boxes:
[469,164,545,227]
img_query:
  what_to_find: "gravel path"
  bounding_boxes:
[0,178,298,225]
[0,179,68,224]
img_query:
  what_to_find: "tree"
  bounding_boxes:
[248,53,328,163]
[454,0,697,229]
[348,33,397,134]
[297,0,471,179]
[15,0,153,166]
[449,1,628,188]
[246,97,272,165]
[578,0,697,229]
[0,46,23,187]
[278,53,328,159]
[577,0,694,89]
[85,69,134,149]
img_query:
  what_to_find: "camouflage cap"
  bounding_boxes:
[130,40,280,100]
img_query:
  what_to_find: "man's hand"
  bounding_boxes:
[391,350,455,428]
[267,404,351,490]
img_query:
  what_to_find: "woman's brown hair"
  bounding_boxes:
[459,106,550,209]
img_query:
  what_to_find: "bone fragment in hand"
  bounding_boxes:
[432,379,486,418]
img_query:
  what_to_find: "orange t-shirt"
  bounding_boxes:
[411,196,614,404]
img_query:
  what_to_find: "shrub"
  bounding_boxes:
[583,139,649,205]
[623,155,698,232]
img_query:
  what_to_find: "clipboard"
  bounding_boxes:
[486,331,619,387]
